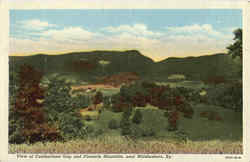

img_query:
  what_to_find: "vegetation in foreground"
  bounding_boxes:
[9,136,242,154]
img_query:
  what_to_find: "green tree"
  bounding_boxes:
[132,109,143,124]
[227,28,242,59]
[120,107,132,135]
[44,78,87,140]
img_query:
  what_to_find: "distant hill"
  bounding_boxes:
[9,50,241,83]
[9,50,154,82]
[149,53,241,81]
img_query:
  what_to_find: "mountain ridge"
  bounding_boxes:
[9,50,240,82]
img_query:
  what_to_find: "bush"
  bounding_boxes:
[58,112,86,140]
[108,119,119,129]
[8,118,25,144]
[94,128,104,137]
[120,107,132,128]
[164,111,169,117]
[93,91,103,105]
[132,109,143,124]
[130,125,144,138]
[204,82,242,112]
[175,130,189,142]
[168,111,179,131]
[142,127,155,137]
[121,123,132,136]
[120,107,132,135]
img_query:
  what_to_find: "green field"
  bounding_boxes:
[86,104,242,141]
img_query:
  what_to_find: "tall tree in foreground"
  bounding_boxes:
[13,64,59,143]
[227,28,242,59]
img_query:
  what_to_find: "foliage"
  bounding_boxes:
[43,77,88,140]
[217,83,242,112]
[132,109,143,124]
[108,119,119,129]
[167,111,179,131]
[112,81,195,131]
[227,28,242,59]
[93,91,103,105]
[120,107,132,135]
[9,117,25,144]
[58,112,87,140]
[11,64,60,143]
[141,127,155,137]
[204,82,242,112]
[174,130,189,142]
[130,125,144,138]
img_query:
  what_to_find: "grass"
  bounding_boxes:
[9,135,242,154]
[93,104,242,142]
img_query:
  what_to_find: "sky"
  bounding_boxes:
[10,9,242,61]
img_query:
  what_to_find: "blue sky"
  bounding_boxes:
[10,9,242,61]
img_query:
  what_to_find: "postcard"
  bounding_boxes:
[0,0,249,162]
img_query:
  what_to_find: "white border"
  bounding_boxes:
[0,0,9,161]
[1,0,249,162]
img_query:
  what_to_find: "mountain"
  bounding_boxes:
[9,50,241,83]
[150,53,241,81]
[9,50,154,82]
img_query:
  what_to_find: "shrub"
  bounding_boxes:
[94,128,104,137]
[205,82,242,112]
[108,119,119,129]
[120,107,132,135]
[121,122,132,136]
[130,125,144,138]
[132,109,143,124]
[8,118,25,144]
[58,112,86,140]
[168,111,179,131]
[175,130,189,142]
[142,127,155,137]
[93,91,103,105]
[164,111,169,118]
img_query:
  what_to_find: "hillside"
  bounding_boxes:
[9,50,154,82]
[9,51,241,83]
[150,53,241,81]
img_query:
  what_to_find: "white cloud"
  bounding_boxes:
[36,27,96,42]
[19,19,57,31]
[166,24,224,38]
[103,24,162,37]
[10,23,234,61]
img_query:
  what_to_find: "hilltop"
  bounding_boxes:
[9,50,241,83]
